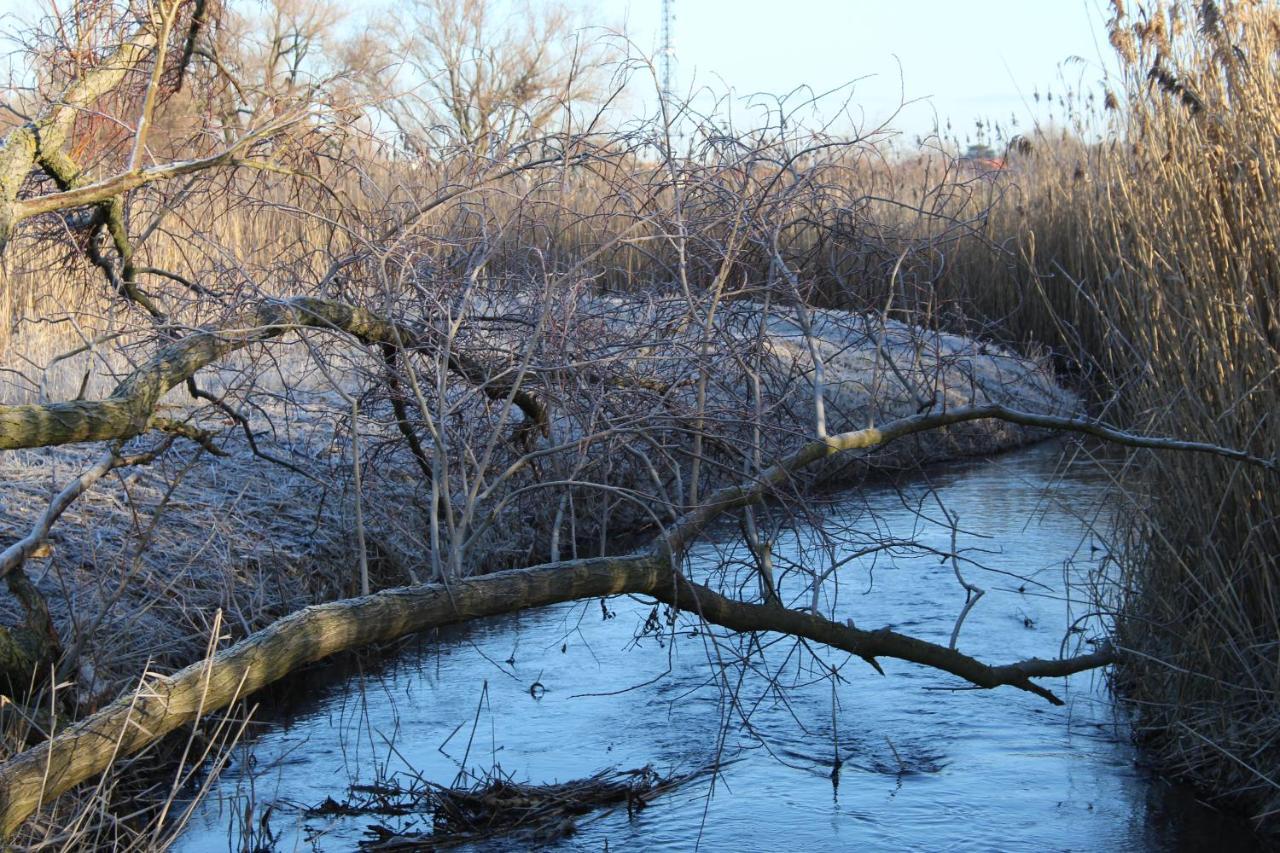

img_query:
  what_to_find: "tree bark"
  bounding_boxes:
[0,552,1115,837]
[0,30,157,248]
[0,296,548,455]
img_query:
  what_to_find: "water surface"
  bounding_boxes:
[175,443,1266,851]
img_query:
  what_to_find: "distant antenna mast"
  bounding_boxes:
[660,0,675,108]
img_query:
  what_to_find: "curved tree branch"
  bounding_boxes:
[0,30,158,246]
[13,124,293,224]
[655,402,1278,558]
[0,296,549,454]
[657,571,1111,705]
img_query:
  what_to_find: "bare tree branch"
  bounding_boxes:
[0,296,548,454]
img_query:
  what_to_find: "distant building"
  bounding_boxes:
[960,143,1007,174]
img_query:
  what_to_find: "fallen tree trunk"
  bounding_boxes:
[0,554,656,838]
[0,551,1115,837]
[3,403,1267,836]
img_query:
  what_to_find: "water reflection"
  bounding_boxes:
[174,443,1267,851]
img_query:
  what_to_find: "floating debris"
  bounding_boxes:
[306,764,705,849]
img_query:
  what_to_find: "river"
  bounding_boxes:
[173,442,1268,851]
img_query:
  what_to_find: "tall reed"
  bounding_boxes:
[929,0,1280,825]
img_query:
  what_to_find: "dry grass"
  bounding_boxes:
[903,0,1280,828]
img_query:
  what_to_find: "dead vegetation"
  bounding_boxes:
[307,764,702,850]
[896,1,1280,828]
[0,0,1274,846]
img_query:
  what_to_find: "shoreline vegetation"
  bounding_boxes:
[0,0,1275,846]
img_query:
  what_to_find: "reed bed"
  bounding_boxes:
[910,0,1280,827]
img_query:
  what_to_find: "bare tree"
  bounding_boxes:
[369,0,614,154]
[197,0,377,135]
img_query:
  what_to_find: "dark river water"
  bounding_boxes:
[173,443,1269,851]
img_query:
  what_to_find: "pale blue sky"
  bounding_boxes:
[1,1,1120,147]
[596,0,1119,144]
